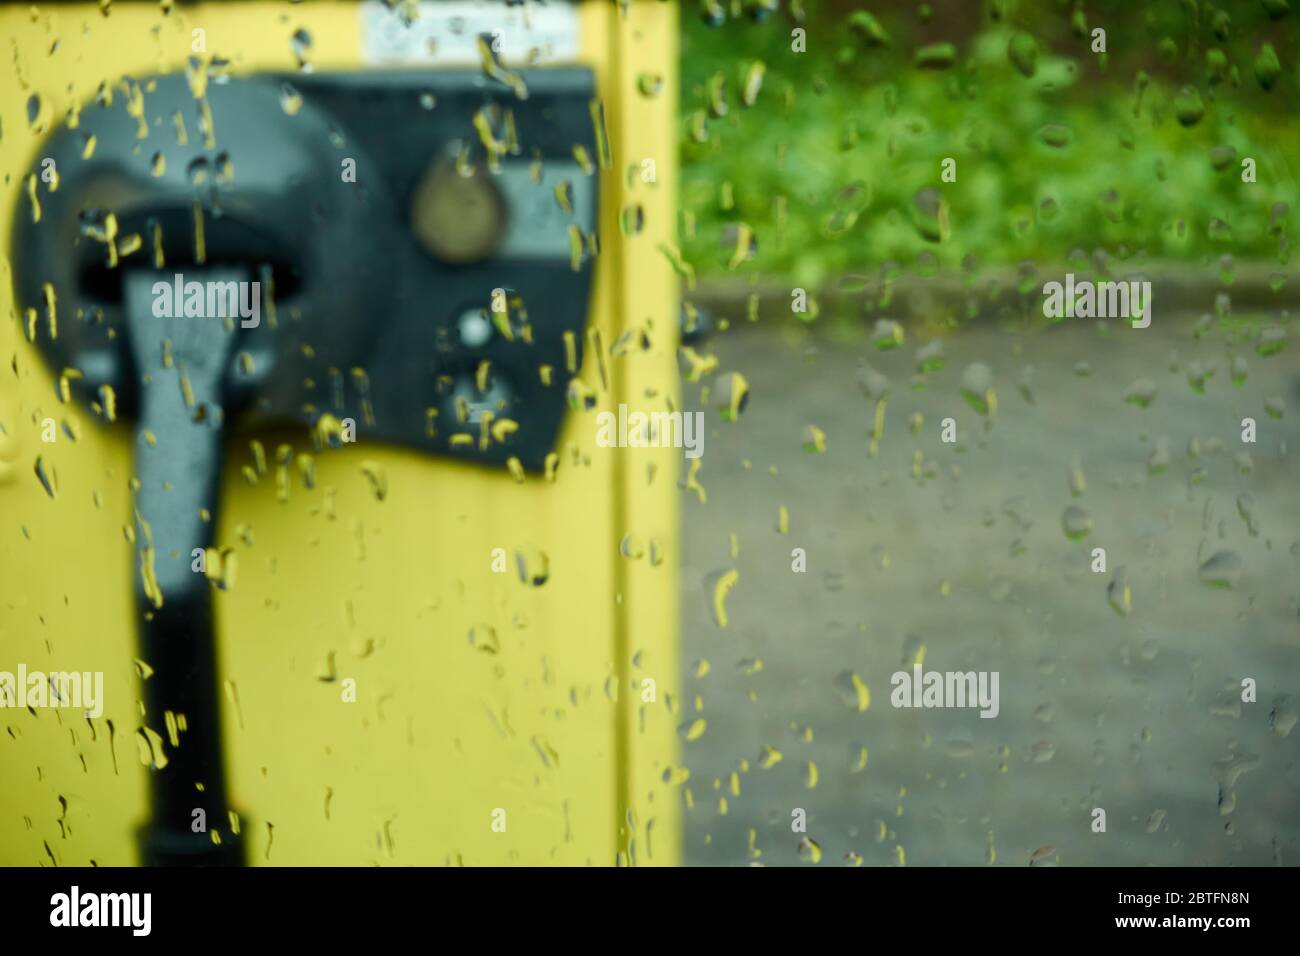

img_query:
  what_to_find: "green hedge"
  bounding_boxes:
[679,1,1299,288]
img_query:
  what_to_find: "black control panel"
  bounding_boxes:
[14,67,598,470]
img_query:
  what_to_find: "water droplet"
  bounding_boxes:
[619,203,645,236]
[33,456,56,498]
[636,73,664,98]
[469,623,500,654]
[797,836,822,863]
[315,651,337,683]
[620,534,645,560]
[960,363,997,416]
[26,93,45,130]
[678,718,707,742]
[1187,360,1215,393]
[722,222,756,268]
[1213,749,1259,816]
[553,179,574,216]
[914,340,945,374]
[1037,124,1072,148]
[703,569,739,628]
[515,548,549,586]
[211,547,238,591]
[801,425,827,453]
[714,371,749,421]
[1254,43,1281,90]
[1174,86,1206,126]
[915,42,957,69]
[360,461,388,501]
[1123,378,1157,408]
[870,319,905,350]
[1236,494,1259,536]
[1029,845,1058,866]
[1061,505,1092,541]
[1198,550,1241,588]
[1007,32,1039,77]
[532,735,558,768]
[911,187,950,242]
[475,34,528,99]
[848,11,890,47]
[741,61,766,107]
[291,28,313,72]
[1068,460,1086,497]
[1148,438,1170,474]
[832,671,870,712]
[185,157,210,191]
[1270,697,1297,737]
[1256,326,1286,357]
[134,726,168,769]
[1107,568,1132,616]
[946,737,975,759]
[858,364,891,400]
[1209,145,1237,172]
[757,744,782,769]
[279,82,303,116]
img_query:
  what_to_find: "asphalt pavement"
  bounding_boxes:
[679,307,1300,866]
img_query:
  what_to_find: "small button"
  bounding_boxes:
[448,372,513,427]
[457,309,493,348]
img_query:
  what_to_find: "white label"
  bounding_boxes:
[496,160,596,259]
[361,0,582,66]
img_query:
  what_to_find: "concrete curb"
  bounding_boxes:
[687,262,1297,326]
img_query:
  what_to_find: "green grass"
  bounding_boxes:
[679,1,1300,290]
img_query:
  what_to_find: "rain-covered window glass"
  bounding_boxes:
[0,0,1296,875]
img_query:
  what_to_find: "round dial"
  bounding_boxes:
[410,160,507,265]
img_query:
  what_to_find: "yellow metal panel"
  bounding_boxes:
[593,0,684,867]
[0,0,679,866]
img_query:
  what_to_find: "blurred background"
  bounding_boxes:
[0,0,1296,868]
[674,0,1300,866]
